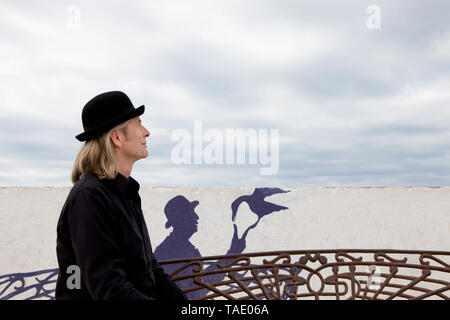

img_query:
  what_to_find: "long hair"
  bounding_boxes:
[71,121,128,184]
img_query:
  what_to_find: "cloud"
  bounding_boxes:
[1,0,450,186]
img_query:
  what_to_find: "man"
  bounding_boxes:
[55,91,186,300]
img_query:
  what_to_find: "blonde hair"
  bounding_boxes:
[71,121,129,184]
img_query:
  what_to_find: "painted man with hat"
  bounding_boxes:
[55,91,186,300]
[154,195,247,299]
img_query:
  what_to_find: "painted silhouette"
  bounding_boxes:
[154,196,202,260]
[231,187,290,240]
[155,188,290,299]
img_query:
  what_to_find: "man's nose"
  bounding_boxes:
[143,125,150,137]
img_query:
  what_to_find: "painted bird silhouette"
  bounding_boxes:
[231,188,290,238]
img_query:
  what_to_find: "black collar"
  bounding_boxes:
[85,171,140,196]
[89,171,140,197]
[113,173,140,195]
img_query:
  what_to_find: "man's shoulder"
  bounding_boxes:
[67,172,108,200]
[60,173,119,221]
[155,235,202,260]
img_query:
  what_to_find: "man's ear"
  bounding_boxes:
[110,130,123,148]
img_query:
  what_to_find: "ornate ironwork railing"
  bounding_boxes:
[1,250,449,300]
[159,249,450,300]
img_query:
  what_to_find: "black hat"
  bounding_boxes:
[76,91,145,141]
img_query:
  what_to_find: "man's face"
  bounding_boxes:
[173,207,199,237]
[121,117,150,162]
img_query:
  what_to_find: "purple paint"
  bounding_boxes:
[154,188,290,299]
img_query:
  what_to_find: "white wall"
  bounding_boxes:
[1,186,449,275]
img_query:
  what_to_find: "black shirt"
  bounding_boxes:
[55,172,186,300]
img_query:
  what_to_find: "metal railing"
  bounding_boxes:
[1,249,449,300]
[159,249,450,300]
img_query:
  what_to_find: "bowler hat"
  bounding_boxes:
[164,195,199,228]
[76,91,145,141]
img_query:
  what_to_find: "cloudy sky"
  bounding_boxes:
[1,0,450,187]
